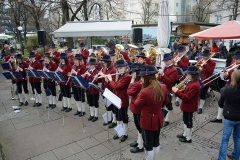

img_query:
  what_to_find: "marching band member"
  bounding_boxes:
[71,54,87,116]
[174,45,189,106]
[197,50,216,114]
[109,50,117,67]
[84,58,100,122]
[66,48,74,65]
[157,53,178,127]
[28,52,43,107]
[88,53,102,70]
[49,44,60,66]
[42,53,57,109]
[31,46,42,61]
[98,55,116,127]
[63,42,69,52]
[79,43,89,65]
[15,54,29,106]
[172,66,200,143]
[127,63,144,153]
[115,44,130,62]
[210,52,240,123]
[136,53,147,65]
[105,59,131,142]
[56,53,73,112]
[134,65,169,160]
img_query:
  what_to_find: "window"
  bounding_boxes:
[155,3,159,8]
[176,3,179,7]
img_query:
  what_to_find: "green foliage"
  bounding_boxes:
[25,36,39,52]
[92,37,103,45]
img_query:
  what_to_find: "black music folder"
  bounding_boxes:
[36,70,50,79]
[70,76,89,89]
[1,62,12,70]
[89,82,103,93]
[12,71,23,79]
[2,71,15,80]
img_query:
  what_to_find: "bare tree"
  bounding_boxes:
[218,0,240,20]
[139,0,158,24]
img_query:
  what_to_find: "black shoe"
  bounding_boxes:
[65,108,72,112]
[51,104,56,109]
[19,102,24,106]
[130,141,138,147]
[113,134,119,140]
[164,121,170,127]
[103,121,112,126]
[33,103,37,107]
[88,116,94,121]
[210,118,222,123]
[79,112,85,117]
[92,117,98,122]
[120,135,128,142]
[74,111,81,115]
[130,147,144,153]
[176,134,186,139]
[108,122,117,128]
[175,101,180,107]
[61,107,67,111]
[197,108,202,114]
[46,104,52,108]
[24,101,28,106]
[179,138,192,143]
[37,103,42,107]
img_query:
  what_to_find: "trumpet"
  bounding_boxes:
[195,53,216,71]
[175,77,191,91]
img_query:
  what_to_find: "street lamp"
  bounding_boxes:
[17,26,24,55]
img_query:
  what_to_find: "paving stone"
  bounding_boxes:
[31,151,58,160]
[194,128,216,139]
[14,120,33,129]
[92,131,114,143]
[85,144,111,160]
[76,137,100,150]
[202,122,223,133]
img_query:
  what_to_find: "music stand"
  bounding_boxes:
[2,71,16,80]
[70,76,90,135]
[36,70,50,79]
[1,62,12,70]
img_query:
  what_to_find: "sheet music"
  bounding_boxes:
[104,98,112,107]
[114,124,124,137]
[103,88,121,109]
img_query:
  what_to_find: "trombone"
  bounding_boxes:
[195,53,216,71]
[172,49,189,66]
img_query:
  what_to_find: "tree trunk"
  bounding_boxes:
[61,0,70,25]
[83,0,88,21]
[233,0,239,20]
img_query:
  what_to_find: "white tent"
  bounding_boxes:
[54,20,132,37]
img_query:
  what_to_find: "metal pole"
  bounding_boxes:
[169,22,173,49]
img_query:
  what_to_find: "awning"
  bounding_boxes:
[192,21,240,40]
[54,20,133,37]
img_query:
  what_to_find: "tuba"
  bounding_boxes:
[149,47,157,65]
[127,44,138,61]
[115,44,124,61]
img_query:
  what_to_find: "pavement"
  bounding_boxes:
[0,67,234,160]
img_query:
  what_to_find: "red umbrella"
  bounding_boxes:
[194,21,240,40]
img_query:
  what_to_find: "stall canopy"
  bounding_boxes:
[193,20,240,40]
[54,20,132,37]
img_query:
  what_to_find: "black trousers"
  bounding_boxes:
[115,107,128,123]
[16,80,29,94]
[72,86,85,102]
[60,84,71,98]
[200,86,209,100]
[86,91,99,108]
[43,80,56,96]
[183,111,193,128]
[133,113,141,133]
[31,82,42,94]
[141,128,160,151]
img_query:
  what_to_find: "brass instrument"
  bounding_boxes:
[127,44,138,62]
[115,44,124,61]
[142,49,148,57]
[195,53,216,71]
[175,78,191,91]
[172,49,189,66]
[149,47,157,65]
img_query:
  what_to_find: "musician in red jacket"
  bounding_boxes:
[15,54,29,106]
[83,58,100,122]
[49,44,60,66]
[172,66,200,143]
[31,46,42,61]
[197,50,216,114]
[98,55,116,127]
[28,52,43,107]
[157,53,178,126]
[127,63,144,153]
[106,59,131,142]
[174,45,189,106]
[56,53,72,112]
[42,53,57,109]
[88,53,102,71]
[79,43,89,65]
[136,53,147,65]
[70,54,87,115]
[66,48,74,65]
[134,65,169,160]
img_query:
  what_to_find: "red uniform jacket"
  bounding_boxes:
[71,64,87,88]
[198,59,216,86]
[52,51,60,66]
[68,55,74,65]
[157,65,177,93]
[175,80,200,112]
[4,55,11,62]
[225,66,240,86]
[35,53,42,61]
[145,57,151,65]
[44,61,57,82]
[81,49,89,65]
[85,69,99,95]
[134,84,169,130]
[59,64,72,86]
[175,55,189,70]
[127,80,142,114]
[109,73,131,107]
[101,67,116,92]
[120,51,130,63]
[29,60,42,83]
[15,62,29,82]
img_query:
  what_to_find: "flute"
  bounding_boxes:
[97,71,127,79]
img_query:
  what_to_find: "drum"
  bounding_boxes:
[210,67,226,92]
